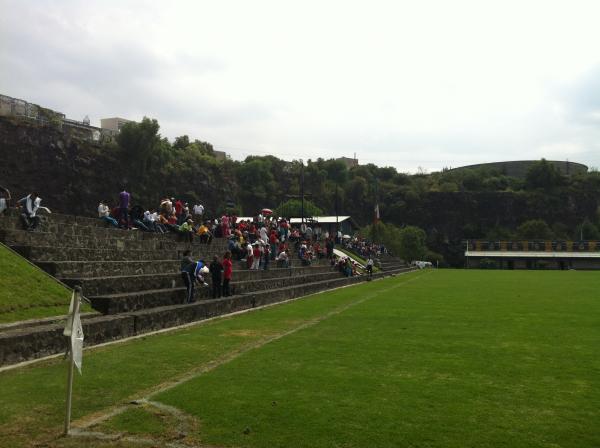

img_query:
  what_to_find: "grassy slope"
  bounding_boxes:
[0,244,89,323]
[1,270,599,448]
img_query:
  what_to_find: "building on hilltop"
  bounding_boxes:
[0,93,116,142]
[100,117,133,134]
[336,156,359,169]
[213,150,227,161]
[0,93,66,125]
[448,160,587,179]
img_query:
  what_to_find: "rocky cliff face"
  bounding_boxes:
[0,116,118,214]
[0,117,232,216]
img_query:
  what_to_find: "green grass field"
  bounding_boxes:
[0,244,90,323]
[1,270,599,448]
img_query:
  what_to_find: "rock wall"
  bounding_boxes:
[0,116,231,216]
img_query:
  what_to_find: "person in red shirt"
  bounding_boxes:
[251,242,261,270]
[221,251,233,297]
[269,229,279,260]
[174,199,184,224]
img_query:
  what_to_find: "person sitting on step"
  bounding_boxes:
[196,221,212,244]
[178,218,195,242]
[98,200,118,227]
[17,192,42,231]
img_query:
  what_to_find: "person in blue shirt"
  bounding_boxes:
[180,250,207,303]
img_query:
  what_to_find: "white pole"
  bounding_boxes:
[64,287,81,435]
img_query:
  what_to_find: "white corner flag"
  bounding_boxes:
[63,290,84,373]
[64,287,84,435]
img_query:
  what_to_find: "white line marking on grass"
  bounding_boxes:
[71,270,428,436]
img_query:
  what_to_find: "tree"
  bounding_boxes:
[516,219,552,240]
[173,135,190,150]
[398,225,427,262]
[117,117,163,179]
[322,159,349,185]
[525,159,564,190]
[575,219,600,240]
[275,199,323,218]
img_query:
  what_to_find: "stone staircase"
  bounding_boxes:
[0,211,415,366]
[377,254,407,272]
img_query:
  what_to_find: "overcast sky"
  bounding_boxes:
[1,0,600,172]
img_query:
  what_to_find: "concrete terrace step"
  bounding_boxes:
[0,217,145,239]
[89,287,189,314]
[88,269,344,315]
[62,265,337,296]
[380,262,407,271]
[11,245,229,262]
[36,259,182,277]
[129,268,408,334]
[0,229,165,250]
[0,210,109,228]
[0,313,137,366]
[0,228,228,251]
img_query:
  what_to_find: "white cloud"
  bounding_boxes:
[2,0,600,172]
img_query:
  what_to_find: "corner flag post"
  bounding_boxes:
[64,286,83,435]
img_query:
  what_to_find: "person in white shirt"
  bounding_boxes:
[259,225,268,244]
[18,192,43,231]
[245,242,253,269]
[366,256,374,280]
[276,249,290,268]
[98,200,118,227]
[193,203,204,218]
[143,209,161,233]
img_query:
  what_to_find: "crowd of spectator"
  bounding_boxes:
[1,185,374,303]
[341,236,388,258]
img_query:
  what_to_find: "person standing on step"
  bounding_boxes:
[366,255,374,281]
[180,250,196,303]
[209,255,223,299]
[326,236,335,259]
[246,240,254,269]
[180,251,208,303]
[222,251,233,297]
[252,242,261,270]
[174,198,184,224]
[118,187,130,229]
[193,202,204,221]
[262,242,270,270]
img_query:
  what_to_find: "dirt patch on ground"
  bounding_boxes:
[219,329,262,338]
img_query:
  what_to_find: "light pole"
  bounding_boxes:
[300,159,304,225]
[335,183,339,234]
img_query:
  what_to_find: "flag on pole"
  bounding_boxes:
[63,290,84,374]
[63,291,75,337]
[374,203,380,223]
